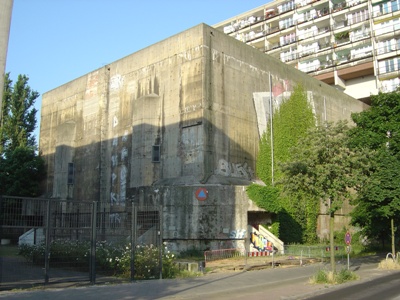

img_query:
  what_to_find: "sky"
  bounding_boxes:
[6,0,271,139]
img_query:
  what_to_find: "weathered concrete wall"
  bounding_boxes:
[40,23,368,250]
[137,185,251,252]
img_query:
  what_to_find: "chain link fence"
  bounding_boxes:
[0,196,162,291]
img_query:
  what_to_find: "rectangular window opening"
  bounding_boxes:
[152,145,160,163]
[67,162,74,185]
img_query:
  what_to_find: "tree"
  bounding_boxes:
[0,73,39,152]
[279,120,370,272]
[0,73,45,197]
[0,147,45,196]
[350,151,400,252]
[349,91,400,254]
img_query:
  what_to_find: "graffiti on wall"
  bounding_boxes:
[250,232,273,252]
[109,213,121,228]
[110,74,124,91]
[215,159,254,180]
[229,229,246,239]
[109,127,128,207]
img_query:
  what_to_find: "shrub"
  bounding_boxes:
[18,240,179,279]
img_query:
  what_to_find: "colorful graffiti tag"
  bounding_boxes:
[250,232,273,253]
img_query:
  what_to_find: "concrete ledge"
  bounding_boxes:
[176,261,201,272]
[1,239,10,245]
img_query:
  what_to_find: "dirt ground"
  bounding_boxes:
[204,255,320,273]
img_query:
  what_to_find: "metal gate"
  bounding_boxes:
[0,196,162,291]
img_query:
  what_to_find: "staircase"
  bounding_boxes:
[248,225,284,255]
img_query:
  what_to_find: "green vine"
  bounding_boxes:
[249,84,318,243]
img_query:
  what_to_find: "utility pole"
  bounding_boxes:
[0,0,14,123]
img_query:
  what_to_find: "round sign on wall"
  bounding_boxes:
[195,188,208,201]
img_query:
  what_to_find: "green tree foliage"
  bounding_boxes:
[0,73,45,197]
[280,121,367,214]
[350,151,400,246]
[348,91,400,247]
[249,84,316,243]
[279,120,370,271]
[1,73,39,152]
[0,147,45,196]
[349,91,400,153]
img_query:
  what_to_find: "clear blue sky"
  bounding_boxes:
[6,0,270,140]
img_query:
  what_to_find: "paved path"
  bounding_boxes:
[0,255,397,300]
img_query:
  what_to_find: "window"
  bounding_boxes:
[382,2,390,14]
[387,59,395,72]
[152,145,160,163]
[392,0,399,12]
[279,17,294,29]
[67,162,74,185]
[380,58,400,74]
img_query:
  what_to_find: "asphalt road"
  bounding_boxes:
[0,256,398,300]
[306,271,400,300]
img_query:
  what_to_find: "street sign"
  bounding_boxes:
[195,188,208,201]
[345,231,352,245]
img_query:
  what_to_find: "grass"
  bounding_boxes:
[310,268,358,285]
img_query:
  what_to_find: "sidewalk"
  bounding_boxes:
[0,254,395,300]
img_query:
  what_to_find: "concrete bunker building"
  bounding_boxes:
[40,23,368,252]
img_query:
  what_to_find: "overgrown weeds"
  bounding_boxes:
[378,259,400,270]
[310,268,358,285]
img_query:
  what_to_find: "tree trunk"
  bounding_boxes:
[391,218,396,256]
[330,212,336,273]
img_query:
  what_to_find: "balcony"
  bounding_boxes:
[374,22,400,38]
[380,78,400,92]
[223,15,265,34]
[378,57,400,77]
[281,51,298,62]
[334,31,350,45]
[332,1,347,13]
[372,1,400,18]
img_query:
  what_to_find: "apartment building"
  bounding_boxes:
[214,0,400,103]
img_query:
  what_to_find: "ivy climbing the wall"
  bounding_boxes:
[248,84,318,243]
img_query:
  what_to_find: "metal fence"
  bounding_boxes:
[204,248,246,263]
[284,245,347,261]
[0,196,162,291]
[204,245,347,269]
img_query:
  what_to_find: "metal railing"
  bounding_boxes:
[204,245,347,268]
[0,196,162,291]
